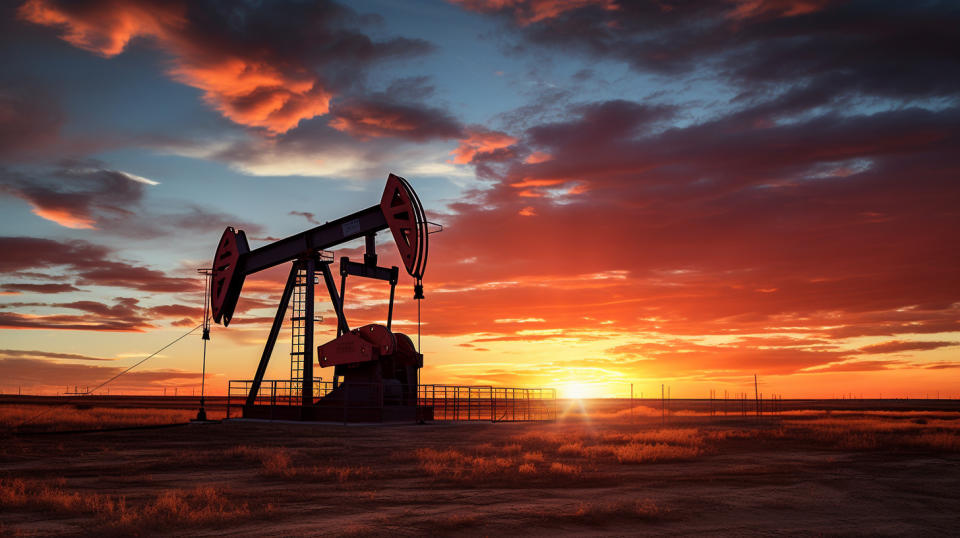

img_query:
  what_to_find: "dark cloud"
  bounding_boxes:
[455,1,960,121]
[0,309,150,332]
[0,236,197,293]
[526,100,676,148]
[804,359,908,373]
[858,340,958,354]
[0,160,149,230]
[145,303,202,319]
[0,83,64,160]
[606,341,850,375]
[0,357,205,391]
[923,362,960,370]
[328,96,463,141]
[289,211,320,225]
[53,298,141,318]
[384,76,437,101]
[0,160,265,237]
[450,0,619,26]
[0,283,82,294]
[0,348,113,361]
[0,296,207,332]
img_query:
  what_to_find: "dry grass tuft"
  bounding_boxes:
[261,450,294,477]
[415,447,586,483]
[557,442,584,455]
[226,445,293,476]
[563,498,666,522]
[511,430,575,449]
[128,486,251,527]
[548,462,582,477]
[611,428,704,446]
[1,477,123,516]
[1,478,258,531]
[612,443,701,463]
[784,415,960,451]
[907,432,960,451]
[0,404,222,433]
[508,426,707,464]
[522,451,545,462]
[225,445,373,481]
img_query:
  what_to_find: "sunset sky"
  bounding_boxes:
[1,0,958,399]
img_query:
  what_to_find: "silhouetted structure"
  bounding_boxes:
[210,174,430,421]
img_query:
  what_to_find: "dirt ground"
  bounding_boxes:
[2,402,959,536]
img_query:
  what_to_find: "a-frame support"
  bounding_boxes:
[245,262,300,409]
[245,254,349,414]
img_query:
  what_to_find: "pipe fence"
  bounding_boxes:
[227,380,557,422]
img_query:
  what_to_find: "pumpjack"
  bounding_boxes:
[210,174,431,421]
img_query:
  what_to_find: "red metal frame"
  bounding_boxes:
[318,331,376,367]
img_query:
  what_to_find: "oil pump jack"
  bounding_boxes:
[210,174,431,421]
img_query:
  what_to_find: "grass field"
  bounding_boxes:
[1,398,959,535]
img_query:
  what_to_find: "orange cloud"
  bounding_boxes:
[451,0,619,25]
[566,182,589,195]
[18,0,182,56]
[171,60,332,134]
[329,115,415,137]
[18,0,427,134]
[449,128,517,164]
[726,0,833,20]
[30,207,96,229]
[524,151,553,164]
[510,178,567,188]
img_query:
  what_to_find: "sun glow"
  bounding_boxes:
[559,383,606,400]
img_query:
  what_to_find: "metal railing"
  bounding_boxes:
[228,379,385,421]
[227,380,557,423]
[227,379,323,416]
[419,385,557,422]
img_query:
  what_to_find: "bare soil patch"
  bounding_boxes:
[1,400,959,536]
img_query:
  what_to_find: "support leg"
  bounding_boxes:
[338,270,347,337]
[246,263,299,409]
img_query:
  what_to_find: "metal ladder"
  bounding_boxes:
[290,268,307,388]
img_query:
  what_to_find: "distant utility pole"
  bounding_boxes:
[754,374,760,417]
